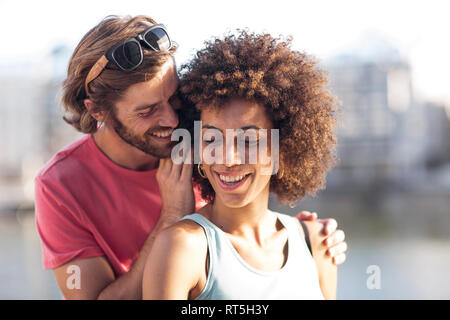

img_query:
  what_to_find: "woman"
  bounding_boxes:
[142,31,339,299]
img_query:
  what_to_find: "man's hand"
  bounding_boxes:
[156,158,195,224]
[297,211,347,265]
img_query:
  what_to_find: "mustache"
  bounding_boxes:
[144,126,175,136]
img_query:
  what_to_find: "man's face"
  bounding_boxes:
[109,59,181,158]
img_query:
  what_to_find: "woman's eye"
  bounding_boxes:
[203,138,215,143]
[245,139,259,145]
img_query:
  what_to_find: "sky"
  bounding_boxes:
[0,0,449,105]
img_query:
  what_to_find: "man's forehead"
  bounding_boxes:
[121,60,179,106]
[151,59,178,82]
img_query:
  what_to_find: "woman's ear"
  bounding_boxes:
[84,99,106,122]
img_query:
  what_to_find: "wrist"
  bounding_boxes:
[159,206,186,222]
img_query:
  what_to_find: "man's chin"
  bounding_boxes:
[140,143,174,159]
[111,123,174,159]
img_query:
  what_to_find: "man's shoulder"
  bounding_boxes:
[36,134,92,186]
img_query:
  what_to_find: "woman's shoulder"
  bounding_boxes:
[157,214,208,251]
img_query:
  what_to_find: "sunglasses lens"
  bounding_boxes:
[144,28,171,51]
[113,41,142,70]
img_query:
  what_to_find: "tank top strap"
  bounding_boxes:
[273,211,311,256]
[180,213,221,251]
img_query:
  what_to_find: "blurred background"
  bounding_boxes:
[1,0,449,299]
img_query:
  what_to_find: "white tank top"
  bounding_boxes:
[181,210,324,300]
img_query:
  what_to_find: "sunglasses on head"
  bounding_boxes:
[84,24,172,96]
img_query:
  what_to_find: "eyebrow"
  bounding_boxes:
[134,103,157,112]
[202,125,262,131]
[133,85,180,112]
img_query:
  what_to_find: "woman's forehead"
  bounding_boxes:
[200,99,273,129]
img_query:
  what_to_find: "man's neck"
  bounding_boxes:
[92,124,159,171]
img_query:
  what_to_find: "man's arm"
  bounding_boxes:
[52,217,174,299]
[49,158,194,299]
[299,220,338,299]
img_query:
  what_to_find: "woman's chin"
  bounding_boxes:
[215,192,250,208]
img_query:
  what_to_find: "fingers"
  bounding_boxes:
[324,229,345,247]
[170,161,183,180]
[327,241,347,258]
[325,229,347,266]
[180,162,193,181]
[321,218,338,236]
[296,211,318,221]
[157,158,171,177]
[332,253,346,265]
[180,150,194,181]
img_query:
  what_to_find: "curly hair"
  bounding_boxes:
[61,15,176,133]
[179,30,339,205]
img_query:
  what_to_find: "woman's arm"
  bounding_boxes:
[298,220,338,300]
[142,220,207,300]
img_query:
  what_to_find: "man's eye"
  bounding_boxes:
[138,108,155,118]
[138,112,151,118]
[203,138,215,144]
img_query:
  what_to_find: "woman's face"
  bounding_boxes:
[200,98,275,208]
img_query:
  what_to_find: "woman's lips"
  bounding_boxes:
[214,171,252,191]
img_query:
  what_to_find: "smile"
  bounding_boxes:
[150,130,173,138]
[214,172,252,191]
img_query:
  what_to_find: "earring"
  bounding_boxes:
[276,168,284,179]
[197,163,207,178]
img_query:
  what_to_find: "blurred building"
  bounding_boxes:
[0,44,80,209]
[323,32,450,195]
[1,37,449,210]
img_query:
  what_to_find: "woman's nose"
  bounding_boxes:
[223,139,244,166]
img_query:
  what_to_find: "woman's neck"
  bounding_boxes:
[207,185,277,246]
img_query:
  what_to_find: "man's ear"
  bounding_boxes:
[84,99,106,122]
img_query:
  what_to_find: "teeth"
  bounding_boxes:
[219,174,247,183]
[152,130,172,138]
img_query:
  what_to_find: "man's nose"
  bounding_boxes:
[157,102,179,128]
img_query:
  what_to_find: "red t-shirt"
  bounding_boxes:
[34,134,206,276]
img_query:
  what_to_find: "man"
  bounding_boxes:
[35,15,347,300]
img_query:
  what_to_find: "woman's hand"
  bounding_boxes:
[156,158,195,225]
[297,211,347,265]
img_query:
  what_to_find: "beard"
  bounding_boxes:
[109,112,175,159]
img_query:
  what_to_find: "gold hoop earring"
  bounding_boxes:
[197,163,207,178]
[276,168,284,180]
